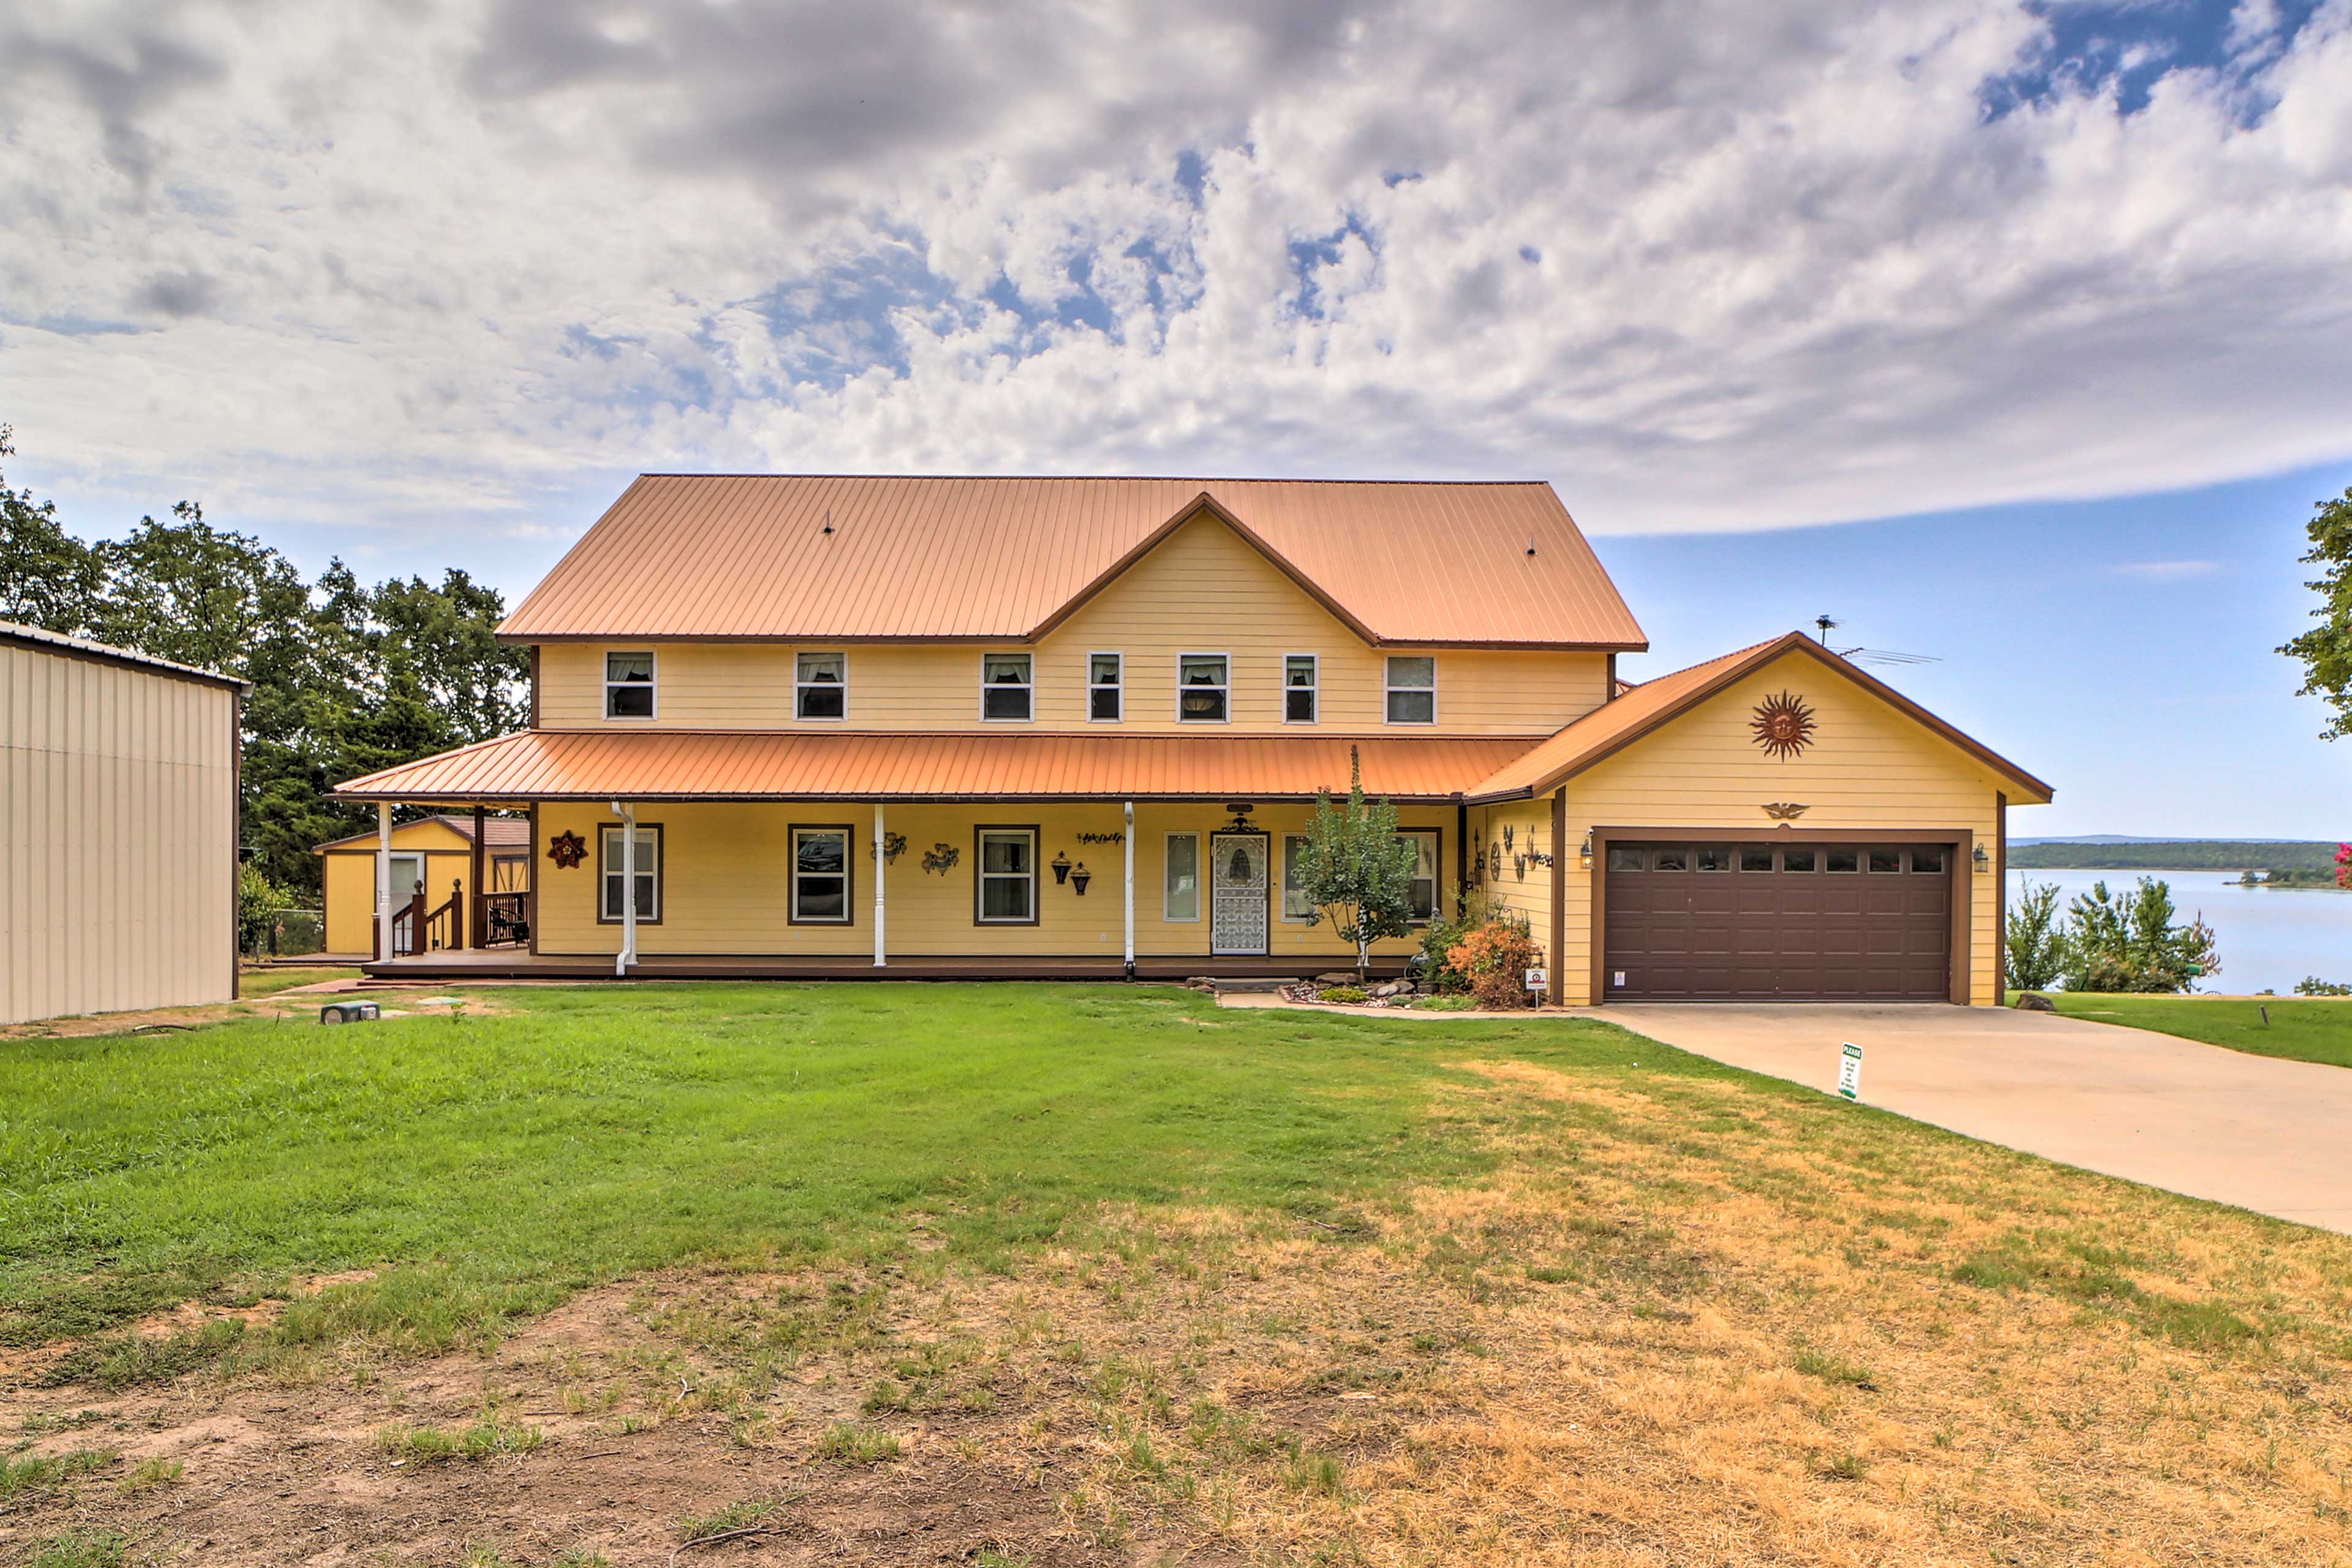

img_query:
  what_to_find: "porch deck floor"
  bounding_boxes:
[359,950,1406,984]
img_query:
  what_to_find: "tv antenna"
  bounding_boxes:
[1814,615,1938,669]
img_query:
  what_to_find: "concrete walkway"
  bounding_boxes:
[1606,1005,2352,1236]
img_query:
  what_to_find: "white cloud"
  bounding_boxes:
[1,0,2350,546]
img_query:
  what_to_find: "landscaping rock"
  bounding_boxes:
[2013,991,2056,1011]
[1371,980,1413,998]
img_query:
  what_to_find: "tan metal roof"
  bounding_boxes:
[1466,632,2055,803]
[311,814,533,853]
[498,476,1648,649]
[333,729,1544,804]
[0,620,249,692]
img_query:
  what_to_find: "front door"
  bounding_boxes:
[1210,832,1270,956]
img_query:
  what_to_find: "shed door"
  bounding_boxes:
[1604,841,1953,1001]
[1210,833,1270,956]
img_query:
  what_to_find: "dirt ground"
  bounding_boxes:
[4,1059,2348,1567]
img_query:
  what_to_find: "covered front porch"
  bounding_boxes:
[331,728,1509,982]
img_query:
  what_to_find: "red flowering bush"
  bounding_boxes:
[2335,843,2350,889]
[1446,916,1544,1009]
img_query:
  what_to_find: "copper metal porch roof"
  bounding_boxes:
[333,729,1545,804]
[498,475,1648,649]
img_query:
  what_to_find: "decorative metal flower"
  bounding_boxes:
[546,830,588,870]
[1750,690,1817,760]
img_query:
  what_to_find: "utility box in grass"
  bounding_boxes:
[319,1001,380,1025]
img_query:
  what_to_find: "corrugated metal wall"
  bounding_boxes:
[1,643,237,1023]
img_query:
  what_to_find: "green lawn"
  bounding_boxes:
[2021,990,2352,1069]
[0,982,1671,1355]
[236,965,363,998]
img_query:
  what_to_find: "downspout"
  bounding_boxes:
[611,801,636,977]
[873,803,888,968]
[1122,802,1136,980]
[375,802,392,963]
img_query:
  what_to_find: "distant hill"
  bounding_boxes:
[2008,840,2339,871]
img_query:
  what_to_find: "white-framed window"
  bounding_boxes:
[605,651,656,720]
[1284,655,1317,723]
[1281,834,1314,921]
[796,652,846,720]
[976,827,1038,923]
[1385,655,1436,724]
[1177,653,1229,722]
[1089,652,1123,722]
[1398,828,1439,921]
[981,654,1033,721]
[790,824,852,922]
[598,823,662,922]
[1164,832,1200,921]
[387,853,426,901]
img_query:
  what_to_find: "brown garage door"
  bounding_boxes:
[1603,841,1953,1001]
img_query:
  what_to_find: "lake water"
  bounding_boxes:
[2010,868,2352,995]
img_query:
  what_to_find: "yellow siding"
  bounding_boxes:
[535,515,1608,736]
[533,799,1457,961]
[1466,797,1559,968]
[318,818,477,955]
[1,643,236,1023]
[1551,652,2008,1006]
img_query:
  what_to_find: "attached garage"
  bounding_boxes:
[1463,631,2052,1008]
[1600,838,1960,1001]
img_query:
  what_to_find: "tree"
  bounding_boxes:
[2059,877,2219,994]
[0,426,104,633]
[2281,486,2352,738]
[2004,878,2070,992]
[1291,751,1420,978]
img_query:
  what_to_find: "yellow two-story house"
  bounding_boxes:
[336,475,2050,1005]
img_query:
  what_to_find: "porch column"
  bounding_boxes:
[611,801,638,976]
[1122,801,1136,979]
[469,804,487,949]
[375,802,392,963]
[872,803,888,968]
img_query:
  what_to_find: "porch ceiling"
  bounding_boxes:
[332,728,1545,805]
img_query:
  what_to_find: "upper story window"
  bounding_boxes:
[1284,655,1317,723]
[1178,654,1229,722]
[981,654,1033,721]
[605,652,655,720]
[1089,654,1122,722]
[796,652,846,720]
[1385,656,1435,724]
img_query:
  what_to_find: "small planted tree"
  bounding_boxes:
[1292,751,1420,979]
[2004,878,2069,992]
[2060,877,2219,993]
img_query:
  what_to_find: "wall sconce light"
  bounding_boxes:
[1972,842,1991,875]
[1070,862,1091,895]
[1579,831,1593,869]
[1052,851,1072,884]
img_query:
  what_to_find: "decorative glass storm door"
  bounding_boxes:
[1209,832,1270,956]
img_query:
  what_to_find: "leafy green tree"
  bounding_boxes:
[2059,877,2219,994]
[2003,878,2070,992]
[1292,752,1420,978]
[2282,486,2352,738]
[364,568,529,745]
[236,864,293,956]
[0,426,103,633]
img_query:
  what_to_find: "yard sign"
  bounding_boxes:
[1836,1042,1863,1101]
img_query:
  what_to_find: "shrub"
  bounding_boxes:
[1446,915,1542,1009]
[1319,985,1368,1005]
[2004,879,2068,992]
[1411,894,1490,993]
[2060,878,2219,993]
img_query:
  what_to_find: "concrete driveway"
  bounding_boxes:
[1607,1005,2352,1235]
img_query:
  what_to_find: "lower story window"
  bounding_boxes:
[1282,834,1313,921]
[1165,832,1200,921]
[1400,829,1439,921]
[976,827,1038,924]
[791,824,852,922]
[598,824,662,922]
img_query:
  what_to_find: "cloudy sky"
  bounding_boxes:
[4,0,2351,834]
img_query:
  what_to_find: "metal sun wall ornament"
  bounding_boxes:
[1750,690,1819,760]
[1762,802,1811,821]
[546,830,587,870]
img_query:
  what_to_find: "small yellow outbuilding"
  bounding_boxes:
[315,814,532,957]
